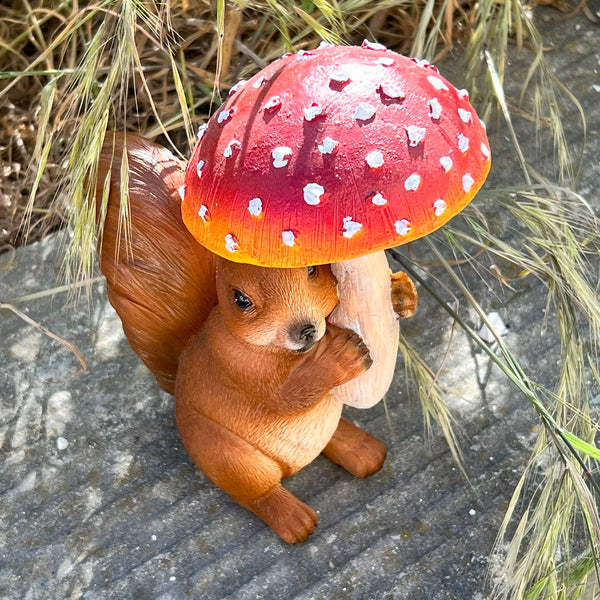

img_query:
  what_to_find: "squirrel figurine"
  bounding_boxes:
[95,132,417,543]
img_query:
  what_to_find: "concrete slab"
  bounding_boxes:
[1,10,598,600]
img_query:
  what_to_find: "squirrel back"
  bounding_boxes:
[95,132,217,394]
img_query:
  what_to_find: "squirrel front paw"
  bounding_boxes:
[390,270,418,319]
[317,324,373,387]
[280,324,373,413]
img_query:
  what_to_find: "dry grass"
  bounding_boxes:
[2,0,600,597]
[0,0,541,249]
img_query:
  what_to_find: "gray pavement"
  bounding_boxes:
[1,10,599,600]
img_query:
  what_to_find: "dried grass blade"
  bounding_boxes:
[21,78,56,242]
[484,48,531,186]
[4,277,106,305]
[169,54,194,149]
[294,7,338,44]
[0,303,87,376]
[410,0,435,59]
[213,0,225,98]
[398,331,466,476]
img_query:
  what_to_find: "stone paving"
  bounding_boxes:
[1,10,599,600]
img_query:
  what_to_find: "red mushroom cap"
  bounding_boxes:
[181,43,491,267]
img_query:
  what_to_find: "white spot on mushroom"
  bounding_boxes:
[462,173,475,192]
[248,197,262,216]
[429,98,442,120]
[225,234,239,253]
[229,80,247,95]
[272,146,292,168]
[318,137,339,155]
[427,76,449,91]
[353,102,376,121]
[252,76,267,88]
[317,41,333,50]
[282,231,295,247]
[198,205,209,221]
[413,58,431,68]
[296,49,315,61]
[330,70,351,84]
[440,156,453,172]
[197,123,208,139]
[457,88,470,99]
[217,109,233,125]
[224,140,240,158]
[395,219,411,236]
[376,57,395,67]
[371,193,387,206]
[458,108,472,123]
[378,83,405,100]
[304,104,324,121]
[178,185,185,201]
[404,173,421,191]
[481,142,491,158]
[342,216,362,238]
[433,199,447,217]
[303,183,324,205]
[480,119,487,130]
[362,40,387,51]
[365,150,384,169]
[406,125,426,147]
[264,96,282,112]
[196,160,205,179]
[457,133,470,153]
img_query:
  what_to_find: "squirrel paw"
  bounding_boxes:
[322,417,387,478]
[319,324,373,387]
[390,271,418,319]
[247,484,318,544]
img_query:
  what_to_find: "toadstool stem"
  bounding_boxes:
[328,251,399,409]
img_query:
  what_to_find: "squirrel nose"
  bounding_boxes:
[296,323,317,344]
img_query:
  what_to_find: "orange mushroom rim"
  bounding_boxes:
[180,41,491,268]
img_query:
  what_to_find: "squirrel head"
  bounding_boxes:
[215,257,338,353]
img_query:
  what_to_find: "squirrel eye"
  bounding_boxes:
[307,265,317,278]
[233,289,253,311]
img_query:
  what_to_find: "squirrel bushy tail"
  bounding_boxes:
[95,132,217,394]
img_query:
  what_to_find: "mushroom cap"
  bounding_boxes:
[182,43,491,267]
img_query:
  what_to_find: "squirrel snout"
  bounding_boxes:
[289,321,320,353]
[298,324,317,343]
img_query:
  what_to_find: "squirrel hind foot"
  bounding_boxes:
[246,484,318,544]
[322,417,386,478]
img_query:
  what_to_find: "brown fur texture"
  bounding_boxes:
[96,133,216,394]
[96,133,415,543]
